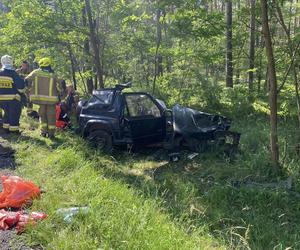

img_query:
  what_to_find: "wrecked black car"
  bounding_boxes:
[77,83,173,152]
[172,104,240,152]
[77,83,240,152]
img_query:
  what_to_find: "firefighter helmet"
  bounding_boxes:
[39,57,51,67]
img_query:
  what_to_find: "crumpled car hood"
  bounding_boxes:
[172,104,231,136]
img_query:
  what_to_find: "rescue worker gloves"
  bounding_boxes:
[38,58,51,67]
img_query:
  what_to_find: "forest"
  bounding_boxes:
[0,0,300,249]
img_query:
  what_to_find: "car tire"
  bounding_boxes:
[88,130,113,153]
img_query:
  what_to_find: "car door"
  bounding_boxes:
[123,93,165,145]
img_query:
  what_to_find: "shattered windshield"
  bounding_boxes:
[125,94,161,117]
[92,90,114,104]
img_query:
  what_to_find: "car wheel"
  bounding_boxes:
[88,130,113,153]
[187,138,207,153]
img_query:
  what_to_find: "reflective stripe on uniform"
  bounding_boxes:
[0,94,21,101]
[3,123,9,129]
[31,95,58,102]
[35,76,38,95]
[9,126,19,132]
[0,76,14,81]
[49,77,53,97]
[0,76,13,89]
[0,82,13,88]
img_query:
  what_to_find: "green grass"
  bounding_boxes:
[9,128,220,250]
[4,105,300,249]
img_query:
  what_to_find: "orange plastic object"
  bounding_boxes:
[0,176,41,209]
[56,104,68,128]
[0,209,47,233]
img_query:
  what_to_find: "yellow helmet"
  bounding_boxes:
[39,57,51,67]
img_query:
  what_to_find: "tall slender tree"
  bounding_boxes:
[249,0,256,91]
[153,8,163,94]
[82,3,94,94]
[226,0,233,88]
[84,0,104,89]
[260,0,279,170]
[276,3,300,128]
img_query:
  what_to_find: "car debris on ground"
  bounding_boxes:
[187,153,199,160]
[56,206,90,223]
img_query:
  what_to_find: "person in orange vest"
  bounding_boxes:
[25,58,62,138]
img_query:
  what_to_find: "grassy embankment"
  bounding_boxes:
[6,91,300,249]
[9,117,219,249]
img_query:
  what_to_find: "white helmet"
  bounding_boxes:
[1,55,13,68]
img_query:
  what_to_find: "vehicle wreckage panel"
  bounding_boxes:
[172,104,240,148]
[173,104,229,135]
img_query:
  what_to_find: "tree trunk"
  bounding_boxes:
[84,0,104,89]
[156,9,163,77]
[260,0,280,170]
[82,1,94,94]
[276,3,300,128]
[257,30,264,93]
[153,8,163,94]
[67,45,77,90]
[164,26,172,73]
[226,0,233,88]
[257,50,263,93]
[249,0,256,91]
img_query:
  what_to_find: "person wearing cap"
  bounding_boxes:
[16,60,34,116]
[25,57,62,138]
[0,55,25,133]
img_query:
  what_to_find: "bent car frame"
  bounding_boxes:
[77,83,240,153]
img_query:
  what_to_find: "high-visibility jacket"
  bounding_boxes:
[0,69,25,102]
[25,68,61,105]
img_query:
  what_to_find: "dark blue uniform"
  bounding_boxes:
[0,69,25,132]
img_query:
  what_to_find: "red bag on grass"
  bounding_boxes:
[0,176,41,209]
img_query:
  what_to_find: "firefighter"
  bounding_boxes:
[25,57,61,138]
[16,60,33,116]
[0,55,25,134]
